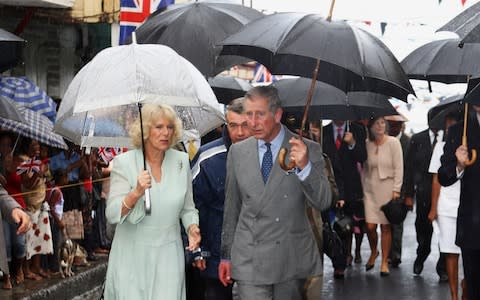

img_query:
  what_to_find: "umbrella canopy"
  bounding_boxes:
[55,43,225,148]
[219,12,414,101]
[208,74,252,104]
[0,29,24,73]
[401,39,480,84]
[274,78,398,121]
[0,96,27,123]
[0,105,67,149]
[135,2,264,77]
[463,76,480,105]
[437,1,480,45]
[0,76,57,122]
[428,94,464,130]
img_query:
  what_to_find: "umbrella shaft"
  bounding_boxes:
[299,59,321,139]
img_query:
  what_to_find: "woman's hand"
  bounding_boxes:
[186,224,201,251]
[392,191,400,200]
[428,209,437,223]
[134,170,151,196]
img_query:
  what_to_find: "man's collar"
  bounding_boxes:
[257,125,285,148]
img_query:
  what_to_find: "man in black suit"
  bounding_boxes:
[438,105,480,300]
[403,125,447,279]
[322,120,367,277]
[386,118,410,268]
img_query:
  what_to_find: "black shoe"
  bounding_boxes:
[391,258,401,268]
[438,273,449,283]
[413,259,423,275]
[333,269,345,279]
[380,270,390,277]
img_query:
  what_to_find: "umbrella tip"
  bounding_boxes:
[132,31,137,44]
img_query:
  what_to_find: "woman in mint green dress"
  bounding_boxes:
[105,104,201,300]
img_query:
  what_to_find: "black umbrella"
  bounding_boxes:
[135,2,263,77]
[0,28,24,73]
[401,39,480,85]
[428,94,464,130]
[274,78,398,121]
[218,12,414,101]
[208,74,252,104]
[437,1,480,45]
[464,76,480,104]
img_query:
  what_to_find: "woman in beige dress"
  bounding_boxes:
[362,117,403,276]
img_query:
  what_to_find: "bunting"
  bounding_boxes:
[119,0,174,45]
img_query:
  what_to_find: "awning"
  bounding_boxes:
[0,0,74,8]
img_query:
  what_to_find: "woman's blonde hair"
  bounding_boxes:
[129,103,183,149]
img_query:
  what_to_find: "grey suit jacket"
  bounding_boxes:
[220,128,331,285]
[0,186,22,275]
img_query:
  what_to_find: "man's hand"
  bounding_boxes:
[218,260,233,287]
[455,144,469,172]
[11,208,31,235]
[289,137,309,170]
[343,132,355,146]
[404,196,413,211]
[193,258,206,271]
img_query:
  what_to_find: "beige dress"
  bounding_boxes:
[362,136,403,224]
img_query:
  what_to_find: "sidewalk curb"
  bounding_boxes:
[21,262,107,300]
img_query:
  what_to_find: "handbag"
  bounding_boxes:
[333,208,353,238]
[63,209,84,239]
[322,222,344,260]
[381,197,408,225]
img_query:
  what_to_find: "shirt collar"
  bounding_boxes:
[257,125,285,150]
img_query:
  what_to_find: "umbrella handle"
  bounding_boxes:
[462,103,477,167]
[278,148,296,171]
[144,188,152,215]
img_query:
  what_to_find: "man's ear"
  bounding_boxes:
[274,107,283,124]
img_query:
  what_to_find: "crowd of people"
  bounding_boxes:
[0,134,112,289]
[1,85,479,300]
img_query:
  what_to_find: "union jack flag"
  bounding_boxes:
[98,147,128,163]
[119,0,174,45]
[252,63,281,83]
[16,157,42,175]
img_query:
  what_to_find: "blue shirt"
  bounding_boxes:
[49,151,81,182]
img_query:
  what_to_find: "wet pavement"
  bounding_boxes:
[322,211,461,300]
[0,212,462,299]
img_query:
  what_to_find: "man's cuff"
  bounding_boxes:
[296,161,312,181]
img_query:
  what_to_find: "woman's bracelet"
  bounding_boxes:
[122,199,132,210]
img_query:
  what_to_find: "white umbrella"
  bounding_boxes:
[55,41,224,214]
[55,43,225,147]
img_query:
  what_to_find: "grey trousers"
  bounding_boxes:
[237,278,307,300]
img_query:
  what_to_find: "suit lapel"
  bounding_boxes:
[243,138,265,196]
[254,130,293,216]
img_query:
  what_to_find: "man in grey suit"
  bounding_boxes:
[0,185,31,284]
[218,86,332,299]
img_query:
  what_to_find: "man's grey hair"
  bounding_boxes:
[226,97,245,115]
[245,85,282,113]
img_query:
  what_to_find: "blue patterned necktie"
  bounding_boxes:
[261,142,273,183]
